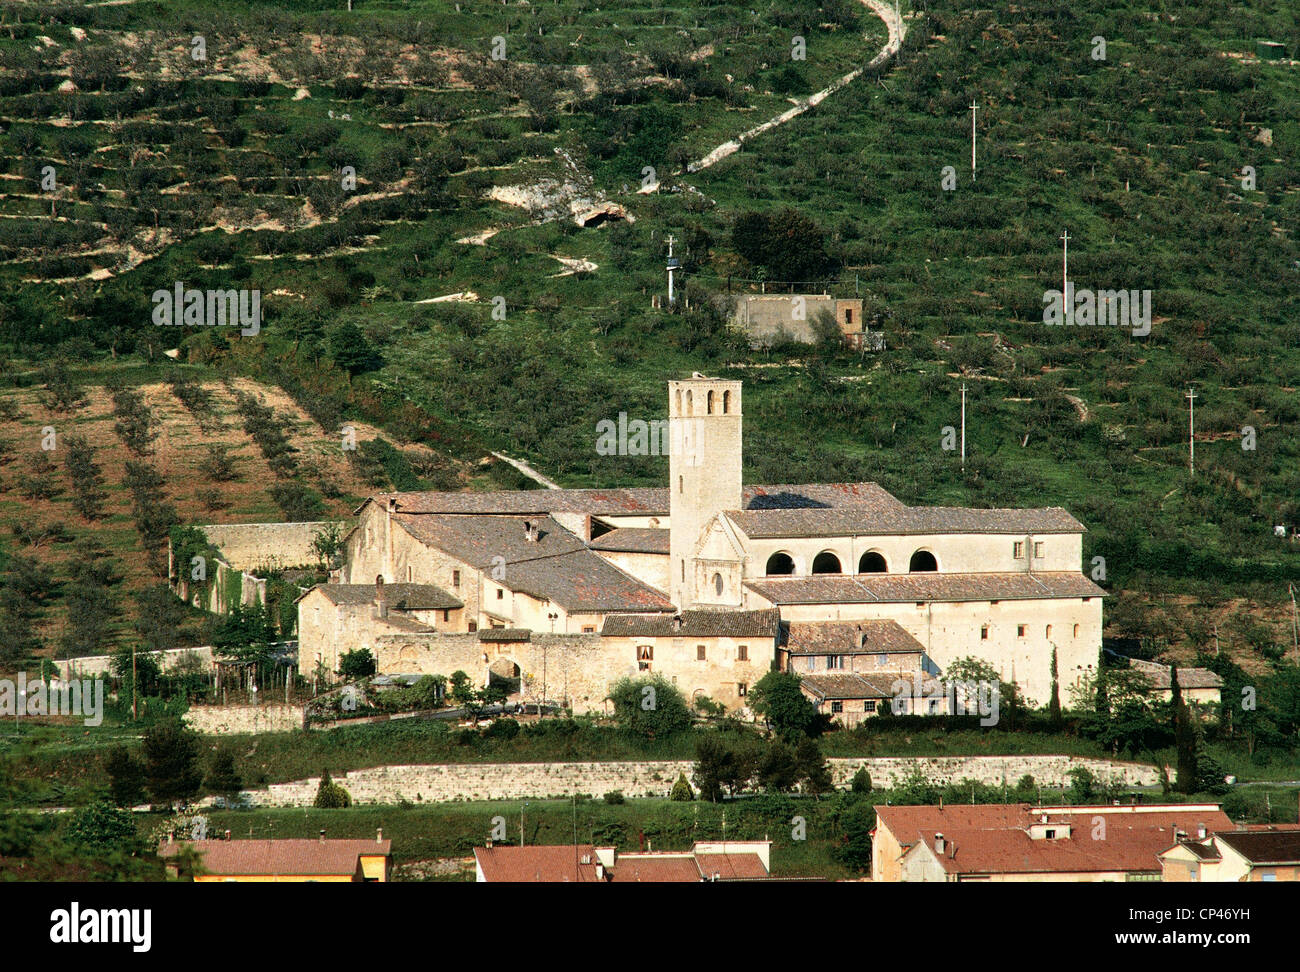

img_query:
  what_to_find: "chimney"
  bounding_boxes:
[523,520,537,542]
[167,830,174,845]
[377,828,384,844]
[1196,824,1206,840]
[595,863,604,881]
[486,838,493,849]
[375,577,388,619]
[934,833,945,854]
[319,829,326,844]
[224,830,231,841]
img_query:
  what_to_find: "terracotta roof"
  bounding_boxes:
[474,845,602,882]
[502,550,676,614]
[477,628,533,643]
[800,673,904,700]
[362,482,903,518]
[601,608,782,639]
[746,571,1106,605]
[588,528,671,554]
[392,514,674,614]
[1214,830,1300,865]
[1124,657,1225,691]
[607,856,703,882]
[783,619,925,655]
[305,582,462,610]
[726,505,1084,539]
[159,839,390,877]
[395,513,587,568]
[877,804,1234,876]
[474,844,771,882]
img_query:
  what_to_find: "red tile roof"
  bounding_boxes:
[473,844,771,882]
[158,839,390,877]
[473,845,602,883]
[877,804,1234,876]
[747,571,1105,605]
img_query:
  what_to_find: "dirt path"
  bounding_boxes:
[490,451,562,490]
[685,0,907,174]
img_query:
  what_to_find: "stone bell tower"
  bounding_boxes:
[669,375,742,609]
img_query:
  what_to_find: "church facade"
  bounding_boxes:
[297,375,1104,716]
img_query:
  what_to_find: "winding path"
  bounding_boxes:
[685,0,906,174]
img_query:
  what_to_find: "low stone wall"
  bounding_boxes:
[57,646,215,679]
[228,755,1161,808]
[195,521,346,572]
[184,703,305,735]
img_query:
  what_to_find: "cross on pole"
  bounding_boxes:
[1186,387,1198,477]
[969,99,978,181]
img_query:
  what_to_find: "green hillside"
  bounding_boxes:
[0,0,1299,664]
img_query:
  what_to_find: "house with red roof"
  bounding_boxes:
[473,840,773,883]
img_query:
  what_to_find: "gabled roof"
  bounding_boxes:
[782,619,925,655]
[474,845,602,883]
[601,608,782,639]
[360,482,905,518]
[877,804,1234,876]
[726,505,1084,539]
[1119,655,1225,691]
[746,571,1106,605]
[395,513,587,568]
[159,839,390,877]
[588,528,671,554]
[800,673,904,700]
[304,583,462,611]
[1214,830,1300,865]
[502,550,676,614]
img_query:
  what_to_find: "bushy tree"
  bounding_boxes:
[338,647,376,680]
[206,747,244,806]
[104,745,147,808]
[850,766,873,794]
[608,676,692,739]
[314,770,352,809]
[669,772,694,802]
[749,670,823,740]
[65,802,138,851]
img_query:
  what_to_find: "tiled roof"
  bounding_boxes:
[1124,657,1225,691]
[392,514,674,613]
[473,844,770,882]
[746,571,1106,605]
[478,628,533,643]
[503,550,676,614]
[307,583,462,611]
[727,505,1084,539]
[588,528,671,554]
[877,805,1234,876]
[474,845,602,882]
[607,856,703,883]
[601,608,782,639]
[800,673,903,700]
[395,513,587,568]
[159,839,390,877]
[1214,830,1300,865]
[363,482,904,518]
[783,619,925,655]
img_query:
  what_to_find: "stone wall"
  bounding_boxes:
[228,755,1161,807]
[197,521,346,572]
[184,703,305,735]
[56,646,215,678]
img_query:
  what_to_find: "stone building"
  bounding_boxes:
[297,374,1104,716]
[732,294,880,349]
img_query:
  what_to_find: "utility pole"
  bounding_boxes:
[132,643,138,721]
[969,99,978,181]
[665,234,679,306]
[960,382,967,473]
[1059,229,1071,323]
[1186,388,1198,477]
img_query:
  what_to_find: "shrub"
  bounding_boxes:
[314,770,352,809]
[850,767,873,794]
[669,773,694,802]
[603,790,625,805]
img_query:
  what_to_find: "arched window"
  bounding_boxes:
[713,573,723,596]
[685,390,693,413]
[811,552,842,574]
[858,551,887,573]
[765,552,795,575]
[706,390,715,414]
[908,550,938,572]
[679,475,684,494]
[675,390,682,413]
[722,390,731,414]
